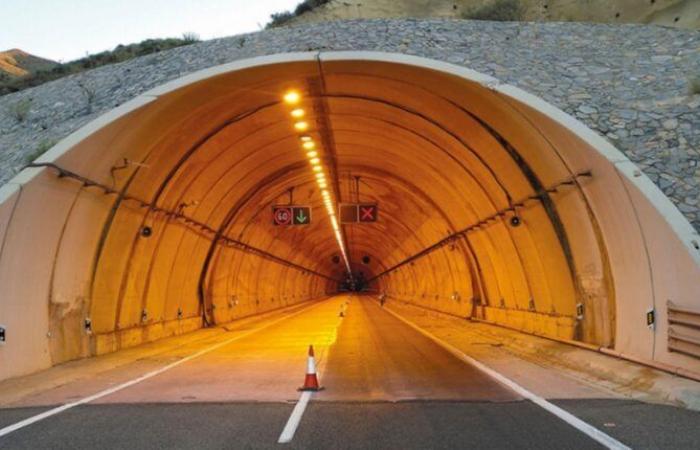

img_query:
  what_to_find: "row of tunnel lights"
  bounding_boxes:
[283,90,352,273]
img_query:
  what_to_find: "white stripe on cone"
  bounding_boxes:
[307,354,316,374]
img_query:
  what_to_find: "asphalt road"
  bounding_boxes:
[1,296,699,449]
[317,297,519,401]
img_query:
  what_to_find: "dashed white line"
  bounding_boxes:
[382,305,632,450]
[277,297,347,444]
[278,391,312,444]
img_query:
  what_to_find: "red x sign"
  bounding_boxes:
[359,204,378,222]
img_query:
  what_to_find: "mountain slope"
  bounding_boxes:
[270,0,700,29]
[0,49,58,81]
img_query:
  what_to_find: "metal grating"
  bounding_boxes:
[668,301,700,359]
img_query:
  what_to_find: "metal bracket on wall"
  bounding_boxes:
[26,162,339,283]
[368,170,593,283]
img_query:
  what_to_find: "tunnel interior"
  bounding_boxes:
[64,55,612,353]
[2,53,699,380]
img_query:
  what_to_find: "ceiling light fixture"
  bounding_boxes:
[283,90,301,105]
[282,90,351,275]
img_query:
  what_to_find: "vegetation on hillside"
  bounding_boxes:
[0,34,200,96]
[268,0,331,28]
[690,76,700,95]
[462,0,523,21]
[269,0,525,27]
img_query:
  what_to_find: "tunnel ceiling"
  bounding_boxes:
[110,59,572,274]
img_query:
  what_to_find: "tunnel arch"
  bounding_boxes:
[0,51,699,381]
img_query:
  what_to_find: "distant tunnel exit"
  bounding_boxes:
[0,52,698,383]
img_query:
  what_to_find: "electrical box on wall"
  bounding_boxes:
[0,325,6,345]
[646,308,655,330]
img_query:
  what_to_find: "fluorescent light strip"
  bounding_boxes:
[283,90,352,275]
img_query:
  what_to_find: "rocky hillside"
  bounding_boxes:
[270,0,700,28]
[0,49,57,81]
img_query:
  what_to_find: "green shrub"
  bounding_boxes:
[463,0,523,21]
[182,32,200,44]
[689,77,700,96]
[268,11,295,28]
[6,98,31,122]
[25,139,58,164]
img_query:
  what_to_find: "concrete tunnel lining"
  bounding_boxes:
[0,51,699,382]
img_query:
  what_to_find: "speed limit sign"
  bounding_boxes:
[273,207,293,226]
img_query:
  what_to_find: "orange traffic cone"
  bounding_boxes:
[299,345,322,391]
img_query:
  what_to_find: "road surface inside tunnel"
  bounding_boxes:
[0,295,646,449]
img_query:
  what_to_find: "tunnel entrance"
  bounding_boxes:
[1,52,699,382]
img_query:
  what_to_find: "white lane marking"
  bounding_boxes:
[0,300,330,439]
[277,296,348,444]
[278,391,312,444]
[382,305,631,450]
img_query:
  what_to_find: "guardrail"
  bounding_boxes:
[668,301,700,359]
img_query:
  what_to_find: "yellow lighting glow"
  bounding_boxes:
[284,91,301,104]
[283,88,350,275]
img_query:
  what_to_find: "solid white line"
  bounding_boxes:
[382,305,631,450]
[0,300,328,439]
[278,391,312,444]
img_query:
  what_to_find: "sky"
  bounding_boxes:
[0,0,301,62]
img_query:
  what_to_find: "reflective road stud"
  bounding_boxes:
[299,345,322,391]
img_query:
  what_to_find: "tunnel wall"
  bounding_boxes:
[0,52,699,382]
